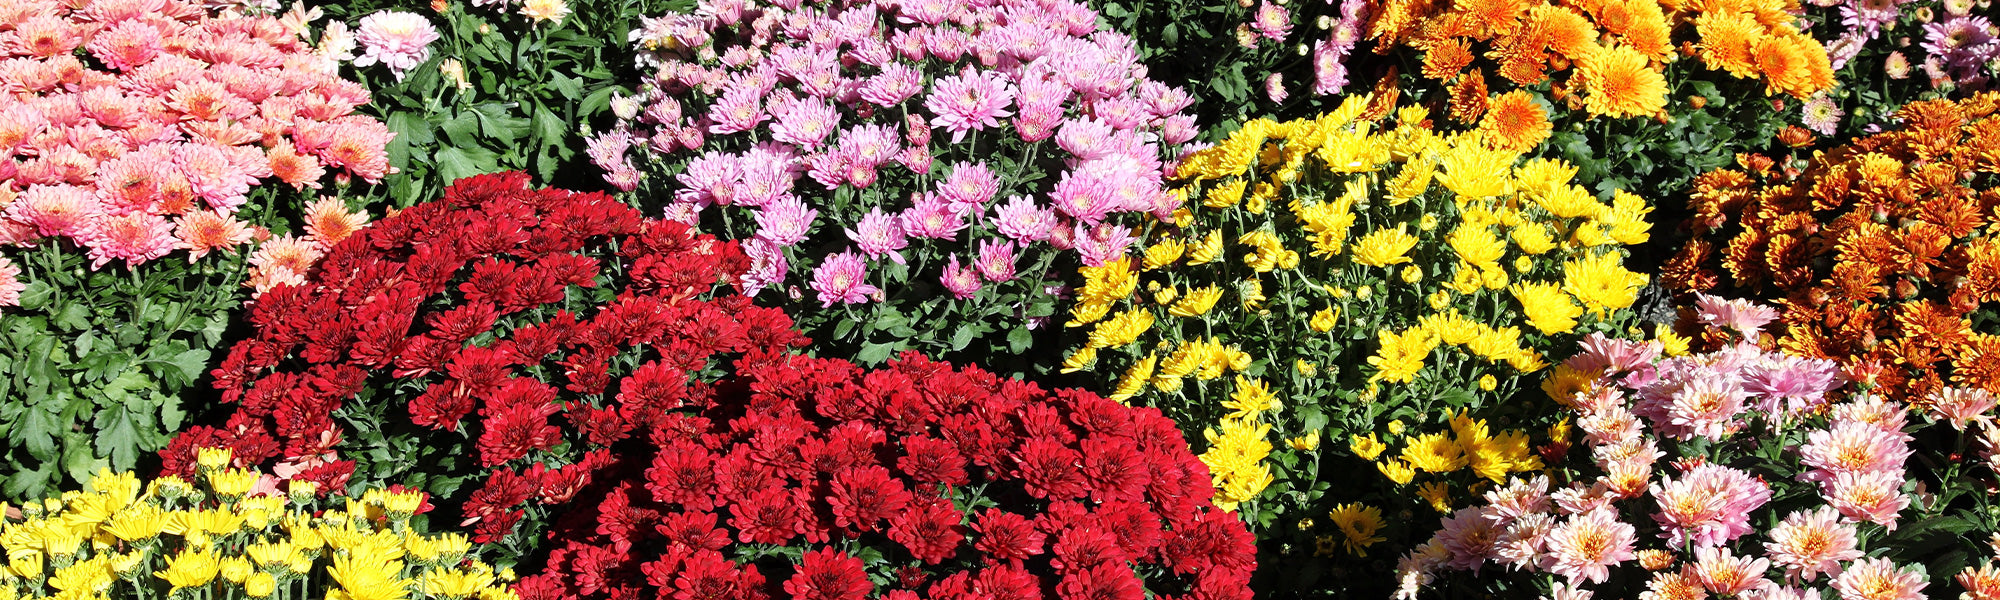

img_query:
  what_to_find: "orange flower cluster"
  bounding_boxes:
[1370,0,1834,120]
[1662,93,2000,404]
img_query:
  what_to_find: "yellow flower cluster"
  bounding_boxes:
[1356,413,1546,512]
[1067,95,1649,518]
[0,448,511,600]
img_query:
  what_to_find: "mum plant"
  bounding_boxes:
[514,351,1260,600]
[587,0,1198,366]
[1807,0,1999,139]
[1661,92,2000,404]
[0,457,512,600]
[1058,96,1652,585]
[1393,295,2000,600]
[0,0,388,497]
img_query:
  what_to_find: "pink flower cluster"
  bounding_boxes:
[0,0,393,286]
[1395,297,1929,600]
[589,0,1197,307]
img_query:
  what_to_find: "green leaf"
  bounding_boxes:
[440,111,483,148]
[950,324,979,351]
[435,146,503,183]
[1007,326,1033,354]
[471,103,533,143]
[16,402,60,461]
[549,72,585,101]
[92,404,142,471]
[855,343,896,365]
[55,302,91,332]
[62,430,105,485]
[17,281,52,310]
[4,465,52,499]
[578,85,619,118]
[167,348,210,384]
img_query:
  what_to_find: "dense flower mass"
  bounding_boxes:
[1396,299,1928,599]
[1363,0,1835,119]
[1066,96,1652,515]
[588,0,1200,353]
[1662,92,2000,404]
[0,457,511,600]
[517,351,1258,600]
[0,0,393,282]
[164,172,802,546]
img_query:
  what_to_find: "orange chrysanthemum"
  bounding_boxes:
[1754,34,1834,98]
[1693,12,1760,78]
[1573,44,1667,117]
[1481,90,1554,152]
[174,210,255,261]
[1530,5,1598,57]
[1423,39,1477,81]
[1449,69,1492,123]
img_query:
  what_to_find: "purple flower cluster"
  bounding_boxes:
[588,0,1198,309]
[1818,0,1996,91]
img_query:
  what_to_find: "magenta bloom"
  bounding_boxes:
[844,208,908,264]
[1072,222,1136,268]
[860,63,923,108]
[992,195,1057,242]
[707,85,767,135]
[1253,1,1292,41]
[353,11,440,81]
[900,194,967,241]
[974,239,1017,282]
[940,255,983,299]
[925,68,1015,143]
[1742,354,1844,416]
[740,238,789,294]
[771,95,839,149]
[939,162,1000,211]
[811,251,879,307]
[753,196,817,247]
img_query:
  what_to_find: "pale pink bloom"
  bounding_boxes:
[1748,585,1824,600]
[1828,393,1911,436]
[247,234,324,295]
[900,193,967,240]
[10,185,100,238]
[925,67,1015,142]
[992,194,1057,242]
[1540,507,1636,584]
[1689,546,1772,597]
[1824,470,1908,529]
[770,95,839,149]
[1765,506,1861,582]
[739,238,787,293]
[1482,475,1552,525]
[1435,507,1502,571]
[1565,332,1662,388]
[940,255,982,299]
[836,123,901,169]
[974,239,1016,282]
[1493,512,1554,571]
[1551,481,1620,515]
[1393,541,1449,600]
[1744,354,1845,417]
[810,250,877,307]
[737,148,797,208]
[1694,294,1780,341]
[81,211,177,269]
[1831,558,1926,600]
[1927,387,1997,431]
[1253,1,1293,40]
[1056,117,1119,161]
[1544,583,1592,600]
[0,256,22,308]
[752,196,817,247]
[1577,403,1644,448]
[1800,420,1912,482]
[1662,374,1748,441]
[1264,72,1288,103]
[177,143,266,210]
[844,208,908,264]
[859,62,923,107]
[352,11,440,80]
[1651,463,1770,548]
[1161,113,1198,145]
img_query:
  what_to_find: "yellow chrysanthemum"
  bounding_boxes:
[1109,353,1158,402]
[1511,281,1585,334]
[1561,251,1646,314]
[1169,285,1224,317]
[1327,503,1388,557]
[1401,432,1468,473]
[1353,226,1420,267]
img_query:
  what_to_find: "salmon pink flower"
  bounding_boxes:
[1765,506,1861,582]
[1540,507,1636,584]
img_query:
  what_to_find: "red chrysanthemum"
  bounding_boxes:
[784,548,873,600]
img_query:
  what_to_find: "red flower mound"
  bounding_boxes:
[516,351,1257,600]
[162,171,806,544]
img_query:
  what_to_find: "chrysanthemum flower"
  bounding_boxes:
[0,256,22,307]
[810,251,878,307]
[1480,90,1553,152]
[924,68,1015,143]
[1573,44,1669,118]
[1832,558,1927,600]
[301,197,369,251]
[174,211,255,261]
[352,11,441,80]
[81,211,177,269]
[1540,507,1636,584]
[1765,506,1861,582]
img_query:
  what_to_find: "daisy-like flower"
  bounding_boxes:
[1651,463,1769,548]
[940,255,982,299]
[1824,470,1909,529]
[247,234,326,295]
[352,11,441,81]
[10,185,100,238]
[0,256,23,308]
[521,0,571,23]
[1800,94,1844,136]
[974,239,1017,282]
[925,67,1015,143]
[302,197,370,251]
[1832,558,1926,600]
[1689,545,1772,597]
[1540,507,1636,584]
[1694,293,1780,341]
[752,196,817,247]
[1928,387,1998,431]
[175,211,256,261]
[81,211,177,269]
[992,195,1057,242]
[811,250,878,307]
[1799,420,1912,482]
[844,209,908,264]
[1765,507,1861,582]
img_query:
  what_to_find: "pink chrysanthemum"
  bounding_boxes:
[940,255,982,299]
[770,95,839,149]
[1928,387,1998,431]
[739,238,788,293]
[81,211,177,269]
[0,256,22,308]
[844,208,908,265]
[1824,470,1909,529]
[924,67,1015,143]
[753,196,817,247]
[176,143,265,210]
[10,185,100,238]
[1695,293,1780,341]
[352,11,440,80]
[1765,506,1861,582]
[810,250,878,307]
[938,161,999,211]
[1539,507,1636,585]
[1800,420,1912,483]
[1435,507,1502,571]
[974,239,1016,283]
[302,197,370,251]
[899,194,967,241]
[1650,463,1769,548]
[992,195,1057,243]
[1832,558,1927,600]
